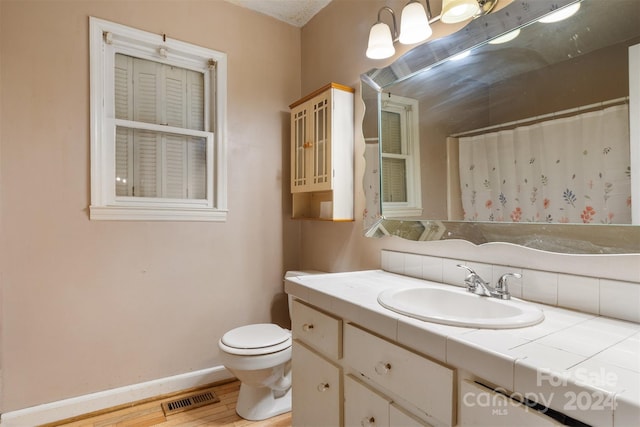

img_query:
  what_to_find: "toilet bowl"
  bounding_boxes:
[218,271,321,421]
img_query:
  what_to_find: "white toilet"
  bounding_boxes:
[218,271,319,421]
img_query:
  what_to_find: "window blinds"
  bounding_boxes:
[381,110,408,203]
[114,53,206,199]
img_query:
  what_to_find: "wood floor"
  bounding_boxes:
[47,381,292,427]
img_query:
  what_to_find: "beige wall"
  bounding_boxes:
[0,0,301,412]
[298,0,640,278]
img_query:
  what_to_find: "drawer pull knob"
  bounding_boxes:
[361,416,375,426]
[302,323,314,332]
[317,382,330,392]
[374,362,391,375]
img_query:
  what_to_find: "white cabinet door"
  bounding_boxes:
[290,90,332,194]
[292,340,342,426]
[344,375,390,427]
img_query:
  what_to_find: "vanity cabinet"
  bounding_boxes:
[290,299,446,426]
[289,83,354,221]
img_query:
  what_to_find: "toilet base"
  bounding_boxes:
[235,382,292,421]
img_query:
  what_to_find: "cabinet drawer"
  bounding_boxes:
[292,299,342,359]
[344,323,454,426]
[344,374,390,427]
[292,340,342,427]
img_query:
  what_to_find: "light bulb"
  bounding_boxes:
[399,2,432,45]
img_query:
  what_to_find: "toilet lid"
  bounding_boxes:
[221,323,290,349]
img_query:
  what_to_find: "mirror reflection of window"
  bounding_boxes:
[381,94,422,217]
[381,111,407,202]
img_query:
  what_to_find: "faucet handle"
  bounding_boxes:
[457,264,481,291]
[456,264,476,275]
[495,272,522,299]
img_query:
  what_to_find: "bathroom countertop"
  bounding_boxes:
[285,270,640,427]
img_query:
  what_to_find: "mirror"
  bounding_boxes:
[362,0,640,253]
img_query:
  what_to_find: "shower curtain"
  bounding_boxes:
[458,104,631,224]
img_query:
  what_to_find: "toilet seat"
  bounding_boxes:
[220,323,291,356]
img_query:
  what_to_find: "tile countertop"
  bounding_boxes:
[285,270,640,427]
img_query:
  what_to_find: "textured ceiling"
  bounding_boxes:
[225,0,332,27]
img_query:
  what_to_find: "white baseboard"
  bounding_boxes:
[1,365,234,427]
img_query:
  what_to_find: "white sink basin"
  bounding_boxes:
[377,286,544,329]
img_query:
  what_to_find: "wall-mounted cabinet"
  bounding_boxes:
[290,83,354,221]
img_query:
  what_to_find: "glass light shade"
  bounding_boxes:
[398,2,432,45]
[441,0,480,24]
[538,3,580,23]
[366,22,395,59]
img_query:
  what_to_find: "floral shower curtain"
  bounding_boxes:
[458,104,631,224]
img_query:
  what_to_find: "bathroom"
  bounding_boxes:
[0,0,638,426]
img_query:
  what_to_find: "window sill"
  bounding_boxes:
[382,207,423,218]
[89,205,228,221]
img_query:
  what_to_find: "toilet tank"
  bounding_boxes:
[284,270,324,319]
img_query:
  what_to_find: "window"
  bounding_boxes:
[89,17,227,221]
[381,94,422,217]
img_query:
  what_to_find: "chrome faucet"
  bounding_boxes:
[495,272,522,300]
[456,265,521,300]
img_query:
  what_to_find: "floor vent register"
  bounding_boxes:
[161,388,220,416]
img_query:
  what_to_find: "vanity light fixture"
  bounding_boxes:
[366,0,499,60]
[367,1,433,59]
[538,2,580,23]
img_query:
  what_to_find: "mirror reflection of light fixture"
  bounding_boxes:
[488,28,520,44]
[441,0,479,23]
[366,0,499,60]
[449,49,471,60]
[538,2,580,23]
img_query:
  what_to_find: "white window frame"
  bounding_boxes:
[381,94,422,217]
[89,17,227,221]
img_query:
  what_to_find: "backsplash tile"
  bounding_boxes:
[442,258,467,288]
[380,250,640,323]
[600,279,640,323]
[403,253,423,279]
[558,274,599,314]
[381,250,404,274]
[521,269,558,305]
[420,255,443,283]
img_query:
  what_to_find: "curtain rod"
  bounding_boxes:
[451,96,629,138]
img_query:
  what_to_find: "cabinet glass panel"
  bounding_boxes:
[313,98,329,185]
[293,109,307,188]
